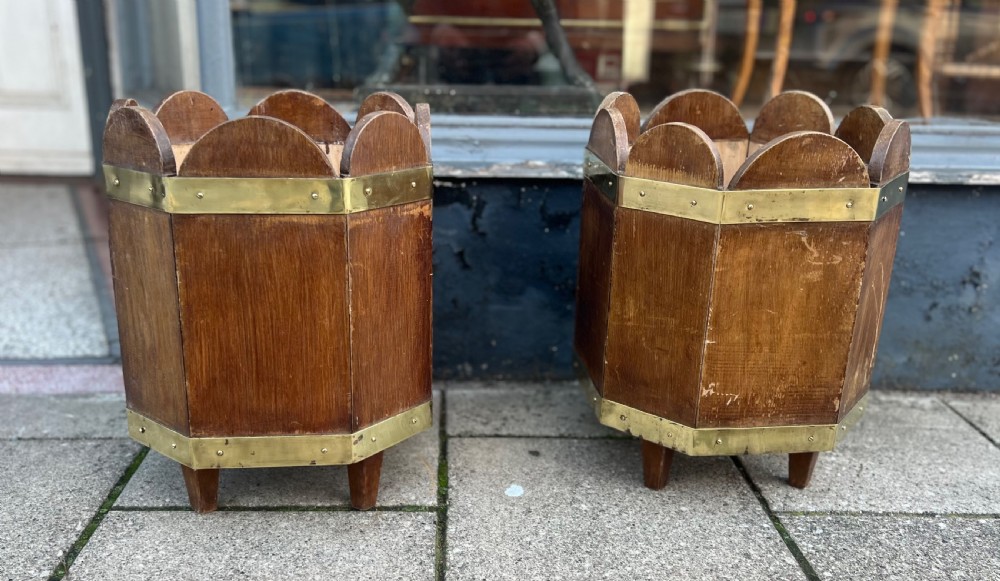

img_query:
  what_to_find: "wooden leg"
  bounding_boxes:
[641,440,675,490]
[788,452,820,489]
[348,452,384,510]
[181,465,220,513]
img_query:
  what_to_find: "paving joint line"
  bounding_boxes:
[777,510,1000,519]
[435,390,450,581]
[448,433,631,440]
[47,446,149,581]
[108,504,438,513]
[731,456,821,581]
[70,186,120,359]
[939,397,1000,449]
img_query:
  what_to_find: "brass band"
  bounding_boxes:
[581,378,867,456]
[584,150,907,224]
[104,164,433,215]
[127,401,432,469]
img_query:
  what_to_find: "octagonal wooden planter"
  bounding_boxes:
[575,90,910,489]
[103,90,433,511]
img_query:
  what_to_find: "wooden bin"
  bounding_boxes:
[575,90,910,489]
[103,90,433,512]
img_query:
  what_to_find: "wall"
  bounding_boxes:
[432,179,1000,390]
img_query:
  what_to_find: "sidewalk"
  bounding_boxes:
[1,383,999,580]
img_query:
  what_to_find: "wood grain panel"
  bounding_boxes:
[731,132,869,190]
[347,201,433,429]
[841,205,903,416]
[103,107,176,175]
[749,91,834,153]
[356,91,415,123]
[173,215,353,437]
[835,105,891,164]
[154,90,228,144]
[603,209,717,427]
[587,108,629,173]
[698,222,869,428]
[597,91,640,145]
[108,201,188,433]
[574,182,616,393]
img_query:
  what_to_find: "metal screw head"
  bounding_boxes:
[715,438,723,445]
[808,436,815,442]
[364,186,373,196]
[898,186,904,192]
[196,192,204,199]
[411,418,418,424]
[113,177,120,186]
[311,192,319,200]
[639,190,646,197]
[881,196,888,203]
[216,450,224,456]
[171,443,177,449]
[690,200,697,206]
[666,433,673,438]
[148,185,154,193]
[841,425,847,431]
[846,201,854,209]
[138,426,145,434]
[321,448,328,454]
[746,203,754,211]
[410,181,417,188]
[619,414,627,422]
[371,436,377,442]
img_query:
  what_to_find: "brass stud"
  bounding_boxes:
[746,203,754,211]
[311,192,319,200]
[846,201,854,209]
[216,450,224,456]
[371,436,377,443]
[881,196,888,203]
[138,426,145,434]
[690,200,697,206]
[715,438,723,445]
[619,414,627,422]
[321,448,328,454]
[113,177,120,187]
[196,192,204,199]
[898,186,904,192]
[148,185,154,193]
[171,443,177,449]
[364,186,373,196]
[841,425,847,431]
[639,190,646,197]
[411,418,418,424]
[410,181,417,188]
[666,433,673,438]
[808,436,815,442]
[607,180,613,188]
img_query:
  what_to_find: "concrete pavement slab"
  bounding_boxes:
[945,395,1000,444]
[446,381,616,437]
[0,184,81,248]
[0,364,124,394]
[0,439,139,581]
[0,393,125,439]
[68,510,437,581]
[784,515,1000,581]
[743,392,1000,514]
[117,392,441,508]
[447,437,803,581]
[0,245,107,359]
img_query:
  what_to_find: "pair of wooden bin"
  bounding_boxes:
[105,88,907,512]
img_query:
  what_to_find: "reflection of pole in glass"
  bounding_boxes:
[621,0,655,87]
[871,0,899,107]
[769,0,797,99]
[732,0,762,107]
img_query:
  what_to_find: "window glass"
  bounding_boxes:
[230,0,1000,119]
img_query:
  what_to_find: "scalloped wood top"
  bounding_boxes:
[598,91,640,145]
[103,106,176,175]
[248,89,351,144]
[587,107,629,173]
[154,91,228,144]
[749,91,835,150]
[643,89,748,141]
[729,131,869,190]
[625,122,723,189]
[357,91,415,124]
[835,105,893,164]
[869,120,911,185]
[178,117,337,178]
[342,111,428,176]
[415,103,433,160]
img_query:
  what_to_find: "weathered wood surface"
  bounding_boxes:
[248,89,349,173]
[598,91,640,145]
[586,107,629,173]
[154,90,228,169]
[356,90,415,123]
[749,92,834,154]
[835,105,892,164]
[103,106,176,175]
[731,131,868,190]
[625,122,723,188]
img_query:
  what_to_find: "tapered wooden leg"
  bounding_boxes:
[788,452,820,489]
[181,465,220,513]
[348,452,384,510]
[641,440,675,490]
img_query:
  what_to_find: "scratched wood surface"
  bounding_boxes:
[175,117,349,436]
[598,91,640,145]
[835,105,892,164]
[730,131,868,190]
[103,106,176,175]
[586,107,629,173]
[574,181,616,394]
[749,92,835,154]
[356,91,415,123]
[343,110,432,429]
[603,123,720,427]
[248,89,350,173]
[642,90,748,186]
[155,90,228,168]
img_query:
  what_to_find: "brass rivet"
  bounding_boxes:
[592,397,598,404]
[147,185,154,193]
[364,186,373,196]
[171,443,177,449]
[639,190,646,197]
[846,201,854,209]
[859,407,864,412]
[160,190,166,199]
[667,433,673,438]
[311,192,319,200]
[841,425,847,431]
[411,418,418,424]
[898,186,904,192]
[321,448,328,454]
[216,450,224,456]
[715,438,723,445]
[607,181,613,188]
[371,436,377,442]
[196,192,204,199]
[746,203,754,211]
[410,181,417,188]
[619,414,627,421]
[881,196,888,203]
[138,426,145,434]
[113,177,120,186]
[808,436,815,442]
[690,200,697,206]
